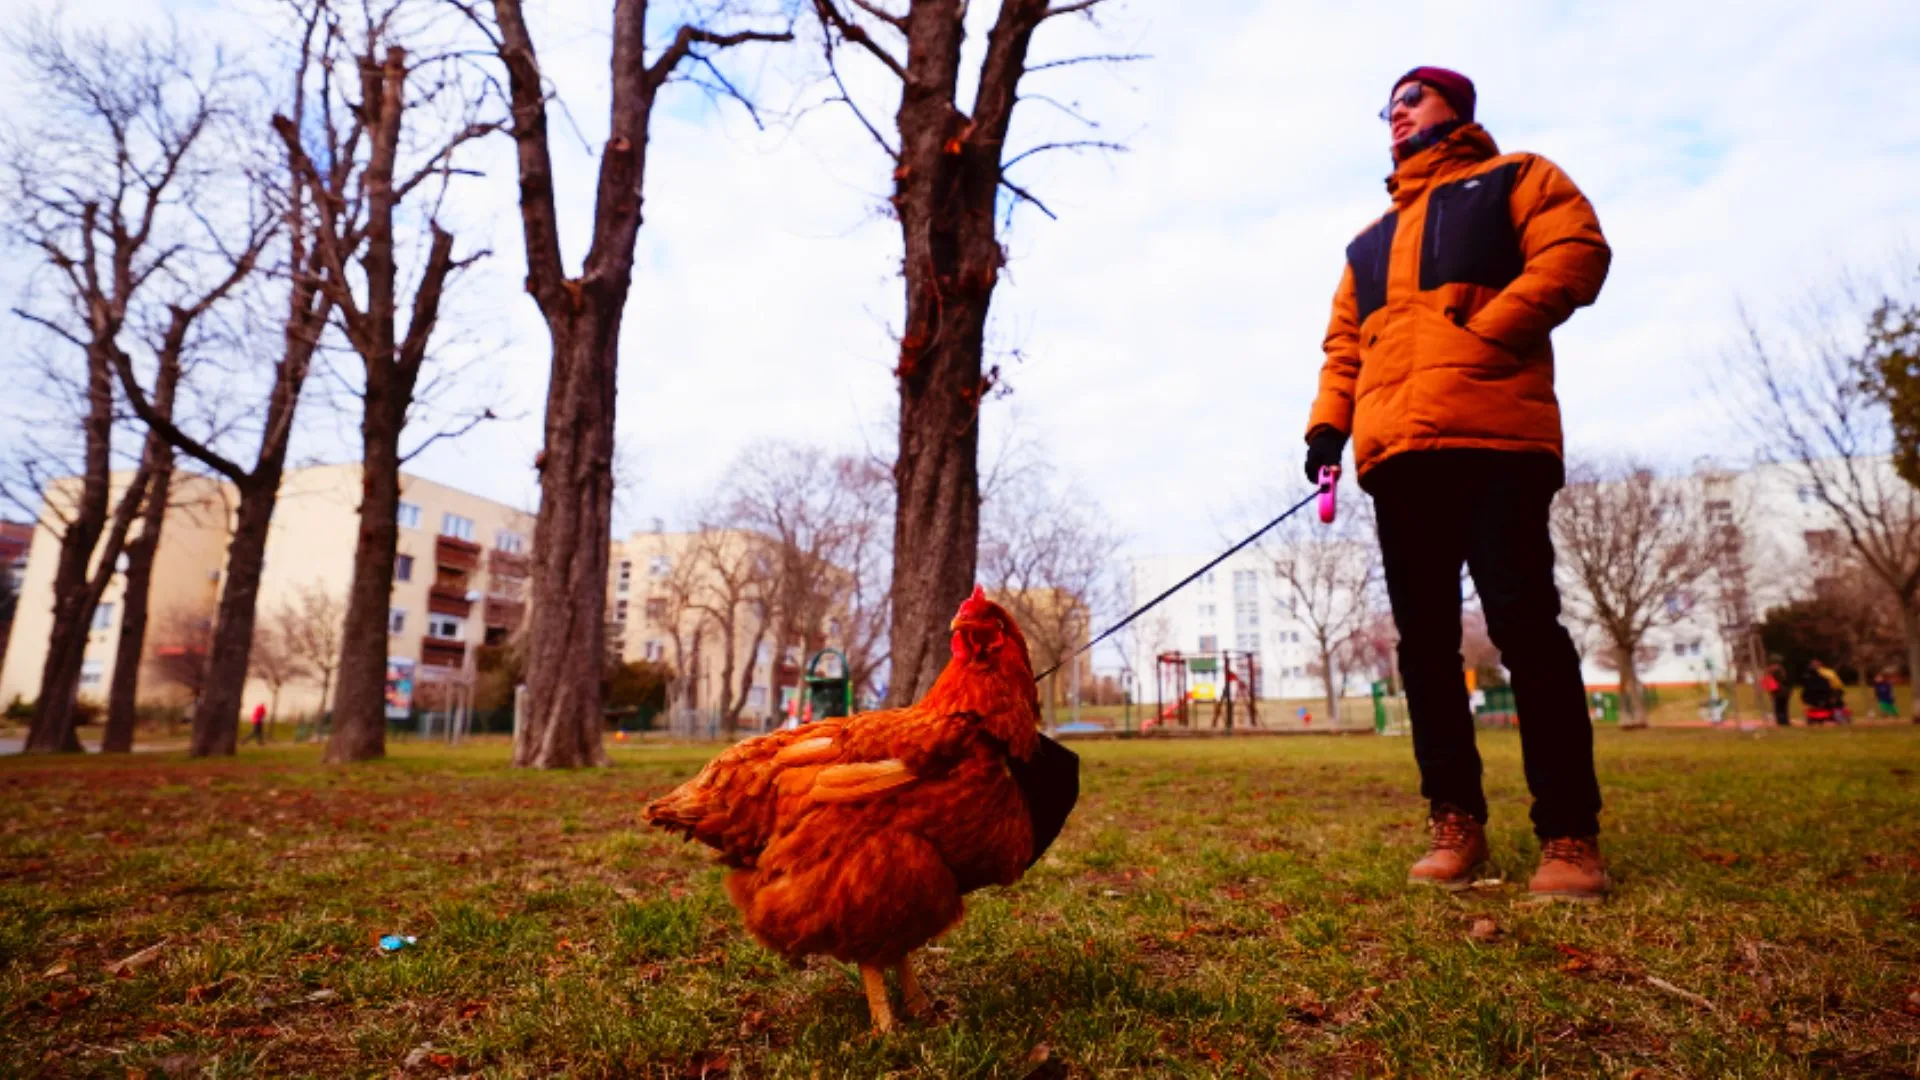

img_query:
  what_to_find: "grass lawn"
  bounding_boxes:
[3,727,1918,1078]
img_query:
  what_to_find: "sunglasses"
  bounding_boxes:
[1378,82,1428,122]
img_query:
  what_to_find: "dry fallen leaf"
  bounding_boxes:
[105,941,167,977]
[1468,917,1502,943]
[41,960,70,978]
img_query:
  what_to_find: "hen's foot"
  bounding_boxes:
[898,954,931,1019]
[860,963,896,1033]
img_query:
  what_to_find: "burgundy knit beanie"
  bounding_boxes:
[1392,66,1476,123]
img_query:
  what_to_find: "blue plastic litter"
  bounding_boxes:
[378,935,417,953]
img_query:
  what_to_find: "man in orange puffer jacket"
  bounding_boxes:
[1304,67,1612,901]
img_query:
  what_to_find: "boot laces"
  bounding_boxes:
[1429,811,1476,852]
[1541,837,1592,864]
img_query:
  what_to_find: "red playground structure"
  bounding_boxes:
[1148,649,1260,732]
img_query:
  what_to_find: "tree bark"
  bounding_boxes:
[519,322,618,766]
[840,0,1056,706]
[103,352,181,754]
[1616,643,1648,729]
[190,476,281,757]
[24,346,118,754]
[1903,605,1920,723]
[326,438,401,762]
[102,456,173,753]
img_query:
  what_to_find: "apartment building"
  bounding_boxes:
[0,464,533,717]
[609,526,848,725]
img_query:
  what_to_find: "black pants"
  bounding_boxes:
[1771,693,1791,727]
[1366,450,1602,839]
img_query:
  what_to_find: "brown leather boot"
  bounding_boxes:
[1529,836,1608,902]
[1407,807,1488,890]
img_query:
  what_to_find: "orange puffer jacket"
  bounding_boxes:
[1306,123,1611,483]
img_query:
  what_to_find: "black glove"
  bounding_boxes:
[1304,428,1347,485]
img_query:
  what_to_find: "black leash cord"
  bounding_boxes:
[1033,486,1325,683]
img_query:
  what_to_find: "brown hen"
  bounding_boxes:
[644,586,1077,1031]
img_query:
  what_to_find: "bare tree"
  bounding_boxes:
[2,22,270,753]
[1726,295,1920,718]
[108,20,333,757]
[682,526,775,736]
[278,584,347,716]
[248,618,309,733]
[266,1,499,763]
[102,354,186,754]
[809,0,1131,706]
[1260,509,1380,727]
[834,454,894,703]
[149,610,215,707]
[456,0,791,767]
[1550,460,1719,727]
[977,466,1118,727]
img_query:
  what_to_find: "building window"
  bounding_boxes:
[90,603,115,631]
[748,686,767,708]
[441,513,476,542]
[645,597,667,623]
[1198,634,1218,653]
[495,529,527,554]
[648,554,671,578]
[613,599,628,623]
[1235,632,1259,652]
[388,608,406,635]
[1197,603,1216,619]
[644,640,664,662]
[397,501,422,529]
[617,560,632,593]
[427,613,464,640]
[1232,569,1258,598]
[1803,529,1840,558]
[395,554,414,582]
[1796,485,1815,505]
[79,660,103,688]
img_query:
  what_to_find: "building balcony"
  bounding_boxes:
[435,535,481,572]
[484,596,526,630]
[420,637,467,669]
[487,548,531,579]
[428,584,474,617]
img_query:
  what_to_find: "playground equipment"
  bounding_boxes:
[802,648,853,722]
[1151,649,1261,732]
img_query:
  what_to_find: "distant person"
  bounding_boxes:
[1872,671,1897,719]
[1764,663,1791,727]
[1815,661,1850,724]
[249,702,267,745]
[1802,661,1836,725]
[1302,67,1612,900]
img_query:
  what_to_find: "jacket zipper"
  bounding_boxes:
[1426,191,1445,287]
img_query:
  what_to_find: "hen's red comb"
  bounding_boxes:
[956,584,992,619]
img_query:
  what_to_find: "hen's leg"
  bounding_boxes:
[898,952,931,1019]
[860,963,896,1033]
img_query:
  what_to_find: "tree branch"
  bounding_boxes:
[647,25,795,94]
[811,0,907,81]
[400,407,497,463]
[1002,138,1127,171]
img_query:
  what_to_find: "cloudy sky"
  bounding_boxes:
[5,0,1919,560]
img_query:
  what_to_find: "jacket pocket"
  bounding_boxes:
[1420,162,1523,292]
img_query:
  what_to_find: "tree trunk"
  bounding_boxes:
[1321,646,1338,729]
[189,477,282,757]
[884,291,990,705]
[103,454,173,753]
[326,394,405,763]
[1903,604,1920,723]
[103,356,181,754]
[24,348,117,754]
[1617,643,1648,729]
[516,321,615,768]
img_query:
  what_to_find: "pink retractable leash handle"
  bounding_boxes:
[1317,465,1339,524]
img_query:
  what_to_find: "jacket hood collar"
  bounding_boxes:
[1385,122,1500,207]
